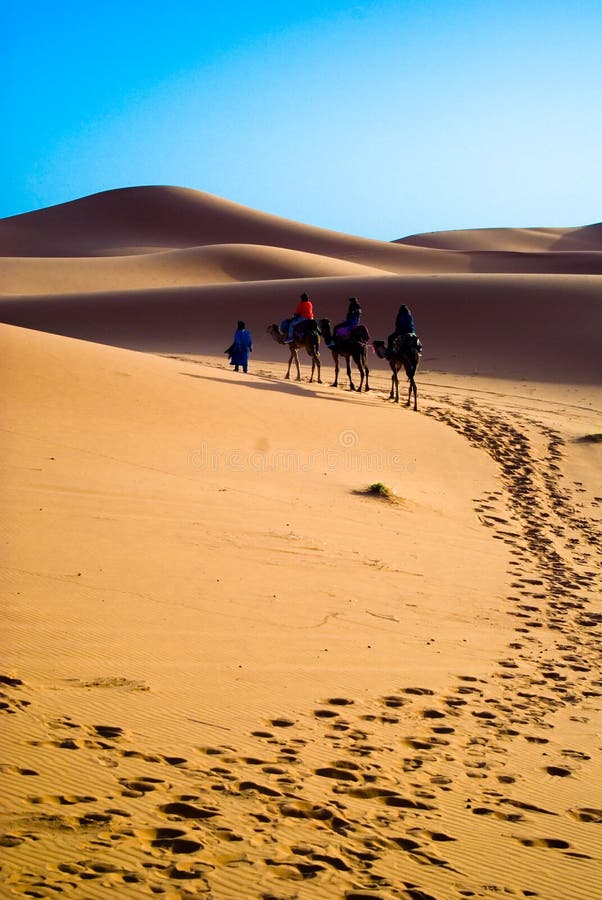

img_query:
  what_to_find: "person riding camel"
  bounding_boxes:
[388,303,421,354]
[395,303,415,335]
[284,291,314,343]
[328,297,362,347]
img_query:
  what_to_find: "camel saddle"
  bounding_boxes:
[281,318,319,342]
[389,332,423,355]
[333,324,370,345]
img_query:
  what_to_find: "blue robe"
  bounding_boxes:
[395,308,415,334]
[230,328,252,367]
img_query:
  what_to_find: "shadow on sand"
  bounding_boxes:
[179,370,387,409]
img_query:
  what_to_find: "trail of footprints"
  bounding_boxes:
[2,401,601,897]
[427,400,602,677]
[3,679,601,897]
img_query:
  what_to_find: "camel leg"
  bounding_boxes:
[404,362,417,410]
[346,356,356,391]
[356,356,365,392]
[294,349,301,381]
[363,357,370,391]
[308,349,321,384]
[410,377,418,411]
[285,351,293,380]
[332,352,340,387]
[393,368,400,403]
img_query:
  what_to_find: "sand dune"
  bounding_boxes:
[0,244,389,295]
[1,187,601,899]
[397,223,602,252]
[2,186,601,278]
[0,186,436,269]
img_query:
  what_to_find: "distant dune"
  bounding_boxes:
[0,244,389,295]
[396,223,602,252]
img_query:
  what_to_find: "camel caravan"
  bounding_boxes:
[266,293,422,410]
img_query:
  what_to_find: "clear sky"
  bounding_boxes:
[3,0,602,239]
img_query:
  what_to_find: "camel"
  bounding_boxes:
[319,319,371,392]
[267,320,322,383]
[373,335,420,411]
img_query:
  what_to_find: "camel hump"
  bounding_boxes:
[296,318,319,340]
[392,333,422,355]
[351,325,370,343]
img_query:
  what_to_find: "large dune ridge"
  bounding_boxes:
[1,186,602,276]
[0,186,453,268]
[1,187,601,898]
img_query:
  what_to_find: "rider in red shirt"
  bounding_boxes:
[285,292,314,342]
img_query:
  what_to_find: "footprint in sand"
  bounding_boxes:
[544,765,572,777]
[315,766,360,782]
[119,776,165,796]
[139,826,204,854]
[238,781,282,797]
[519,837,571,850]
[92,724,123,740]
[569,808,602,823]
[28,794,96,806]
[159,801,219,820]
[279,800,333,820]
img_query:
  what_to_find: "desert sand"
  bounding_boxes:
[1,187,601,899]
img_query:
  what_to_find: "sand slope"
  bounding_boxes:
[1,323,601,899]
[0,244,389,295]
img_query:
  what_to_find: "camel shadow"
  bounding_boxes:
[180,370,383,407]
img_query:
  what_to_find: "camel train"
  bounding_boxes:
[267,296,421,410]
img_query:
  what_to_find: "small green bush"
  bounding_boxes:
[356,482,403,504]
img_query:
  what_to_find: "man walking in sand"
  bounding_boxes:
[226,321,253,373]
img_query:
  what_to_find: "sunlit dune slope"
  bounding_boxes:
[396,223,602,252]
[0,244,387,295]
[0,321,511,723]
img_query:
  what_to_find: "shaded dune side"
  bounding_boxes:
[0,273,600,382]
[396,223,602,252]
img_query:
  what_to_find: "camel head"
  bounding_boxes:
[372,340,388,360]
[318,318,332,341]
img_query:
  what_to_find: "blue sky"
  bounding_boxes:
[3,1,602,239]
